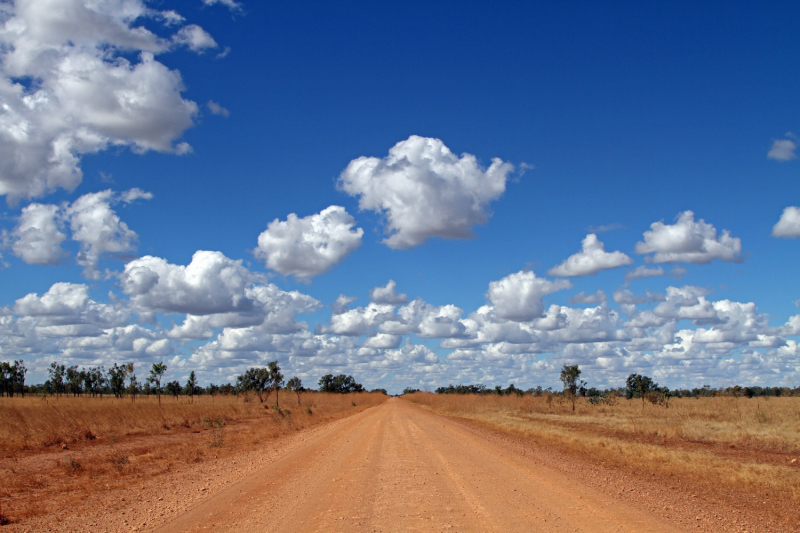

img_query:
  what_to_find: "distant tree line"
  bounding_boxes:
[433,383,526,396]
[429,365,800,406]
[0,359,382,403]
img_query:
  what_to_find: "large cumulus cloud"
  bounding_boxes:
[486,270,571,322]
[338,135,514,249]
[635,211,742,264]
[0,0,217,202]
[255,205,363,281]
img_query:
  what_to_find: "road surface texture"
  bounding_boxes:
[146,398,773,533]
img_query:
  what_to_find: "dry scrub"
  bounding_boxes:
[0,392,387,525]
[403,393,800,522]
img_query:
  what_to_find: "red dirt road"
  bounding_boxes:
[147,398,769,533]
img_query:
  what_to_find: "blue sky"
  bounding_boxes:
[1,0,800,393]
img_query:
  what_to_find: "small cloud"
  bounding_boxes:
[772,206,800,238]
[569,290,606,305]
[370,280,409,305]
[512,162,534,183]
[216,46,232,59]
[548,233,632,277]
[173,24,218,53]
[120,188,154,204]
[768,135,797,161]
[99,172,114,184]
[158,10,185,26]
[333,295,357,315]
[586,223,623,233]
[175,143,193,155]
[624,265,666,283]
[207,101,230,118]
[670,265,688,279]
[202,0,243,13]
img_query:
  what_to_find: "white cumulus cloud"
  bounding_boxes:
[635,211,742,264]
[0,0,215,202]
[547,233,632,277]
[772,206,800,238]
[370,280,409,305]
[255,206,363,281]
[6,188,149,274]
[66,189,150,278]
[767,138,797,161]
[120,250,265,315]
[338,135,513,249]
[9,202,67,264]
[486,270,571,322]
[172,24,217,53]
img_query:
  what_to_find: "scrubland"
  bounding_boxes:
[404,393,800,509]
[0,392,387,524]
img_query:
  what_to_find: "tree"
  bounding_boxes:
[65,366,83,397]
[286,376,304,405]
[83,367,104,397]
[166,380,182,399]
[237,367,272,403]
[107,363,129,399]
[268,361,284,408]
[185,371,198,404]
[13,360,26,397]
[0,362,11,397]
[319,374,364,393]
[147,362,167,406]
[625,374,657,408]
[0,360,26,397]
[559,364,586,412]
[49,362,66,398]
[127,372,141,402]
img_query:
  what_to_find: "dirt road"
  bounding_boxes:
[149,398,759,533]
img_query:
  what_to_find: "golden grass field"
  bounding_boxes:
[403,393,800,509]
[0,392,388,523]
[1,391,386,452]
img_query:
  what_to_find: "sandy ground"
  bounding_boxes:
[10,398,790,532]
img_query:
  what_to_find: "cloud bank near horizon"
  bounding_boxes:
[2,197,799,393]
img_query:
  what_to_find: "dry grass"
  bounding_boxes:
[403,393,800,508]
[0,392,387,524]
[0,392,384,453]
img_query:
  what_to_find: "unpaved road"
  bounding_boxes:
[145,398,773,533]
